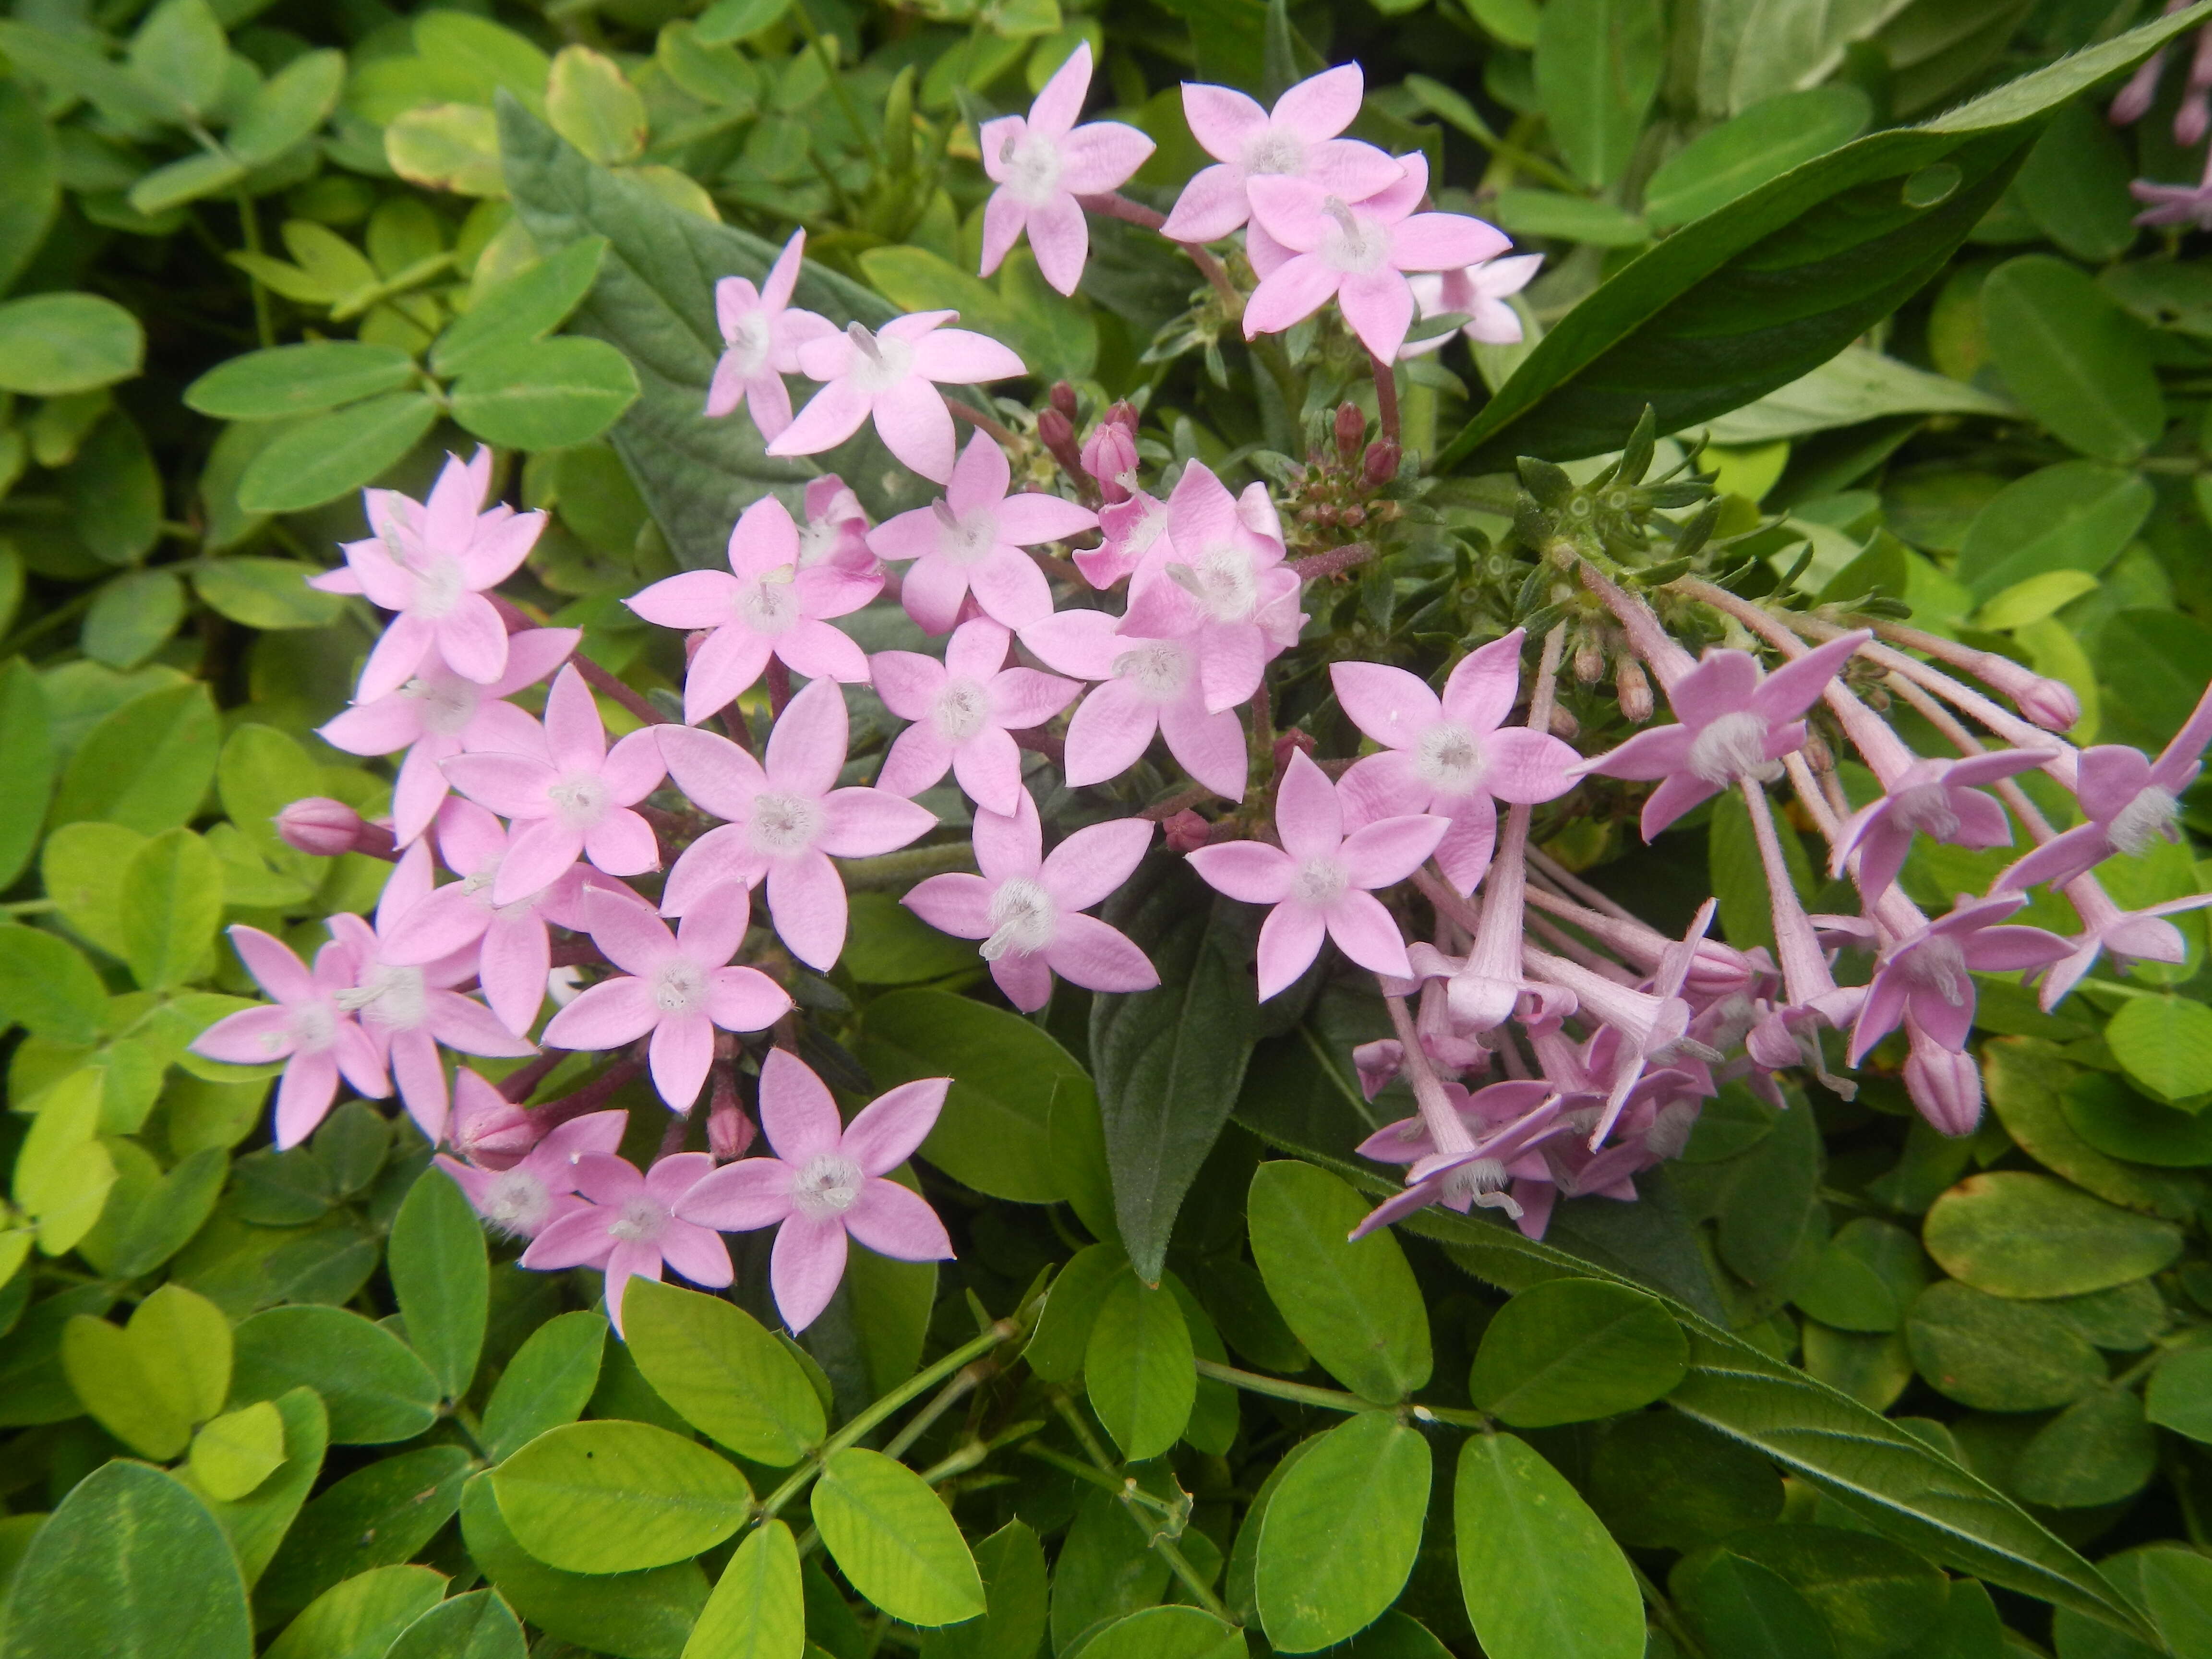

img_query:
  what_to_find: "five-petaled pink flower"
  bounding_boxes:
[442,664,668,905]
[1023,610,1250,800]
[542,883,793,1111]
[1332,628,1580,893]
[1403,254,1544,353]
[1161,64,1405,243]
[659,679,938,970]
[318,628,579,847]
[867,433,1098,633]
[627,493,878,725]
[1244,152,1511,362]
[769,313,1026,484]
[1187,749,1448,999]
[904,789,1158,1010]
[1832,750,2046,901]
[676,1050,954,1334]
[2000,683,2212,893]
[311,449,547,702]
[872,618,1080,815]
[190,924,388,1150]
[520,1152,731,1334]
[435,1093,628,1238]
[1847,893,2070,1065]
[1575,632,1871,841]
[979,43,1155,296]
[706,228,836,439]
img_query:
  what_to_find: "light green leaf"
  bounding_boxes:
[65,411,161,566]
[389,1166,489,1400]
[83,570,186,671]
[1071,1607,1243,1659]
[1534,0,1662,188]
[622,1279,824,1467]
[120,828,224,991]
[448,335,640,449]
[264,1565,447,1659]
[1647,86,1872,228]
[1454,1431,1645,1659]
[1023,1242,1127,1384]
[431,236,608,377]
[1703,346,2017,446]
[683,1520,802,1659]
[385,1589,528,1659]
[0,294,144,396]
[128,0,228,118]
[480,1309,606,1464]
[129,152,247,216]
[1983,255,2165,463]
[492,1420,753,1574]
[1488,189,1649,248]
[231,1305,442,1444]
[1953,461,2152,603]
[36,821,140,955]
[1976,569,2102,632]
[411,11,551,114]
[922,1520,1046,1659]
[1791,1219,1928,1334]
[1248,1160,1431,1403]
[1467,1277,1689,1426]
[2013,100,2138,264]
[60,1283,231,1460]
[548,45,647,166]
[0,80,59,298]
[0,661,54,890]
[184,1386,327,1589]
[227,48,344,163]
[235,392,438,514]
[2011,1387,2156,1509]
[1084,1271,1194,1463]
[186,342,417,420]
[389,103,506,196]
[1256,1410,1430,1651]
[0,927,108,1046]
[51,681,220,836]
[811,1447,984,1627]
[188,1401,289,1502]
[2106,996,2212,1106]
[194,558,347,631]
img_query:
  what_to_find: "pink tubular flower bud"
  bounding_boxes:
[2015,675,2082,734]
[1081,420,1138,503]
[277,797,397,861]
[449,1069,547,1169]
[1902,1013,1983,1137]
[1335,402,1365,462]
[1162,808,1212,854]
[708,1100,755,1161]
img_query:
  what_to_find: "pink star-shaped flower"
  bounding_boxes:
[795,475,875,574]
[866,432,1098,633]
[768,313,1026,484]
[435,1091,629,1238]
[1022,610,1249,800]
[2035,883,2212,1012]
[979,43,1155,296]
[872,618,1079,815]
[676,1050,954,1334]
[441,665,669,905]
[1074,489,1171,590]
[1832,750,2046,901]
[659,679,938,970]
[1402,254,1544,354]
[520,1152,731,1335]
[706,228,837,439]
[903,789,1157,1010]
[627,493,879,725]
[1848,893,2070,1065]
[2001,683,2212,893]
[1160,64,1405,243]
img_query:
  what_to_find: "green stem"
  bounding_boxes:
[0,899,58,915]
[879,1358,992,1464]
[0,586,97,659]
[234,190,275,349]
[1046,1397,1233,1624]
[790,1,878,164]
[1193,1358,1491,1427]
[835,841,978,892]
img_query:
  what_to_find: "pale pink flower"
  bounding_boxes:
[1022,610,1248,800]
[2000,684,2212,892]
[2035,879,2212,1011]
[541,884,792,1111]
[627,493,878,724]
[979,43,1155,295]
[1847,893,2069,1065]
[444,1065,546,1169]
[520,1152,731,1335]
[658,680,938,970]
[1075,490,1170,589]
[796,476,874,573]
[189,924,388,1150]
[1187,750,1447,999]
[1331,630,1579,893]
[866,433,1097,633]
[872,619,1079,815]
[310,450,547,702]
[1160,64,1405,244]
[676,1050,954,1333]
[441,665,669,905]
[1401,254,1543,354]
[706,228,837,439]
[318,629,579,846]
[435,1098,629,1237]
[769,313,1026,485]
[1243,152,1510,362]
[1832,751,2044,901]
[904,790,1157,1010]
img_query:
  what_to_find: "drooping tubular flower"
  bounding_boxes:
[1846,893,2070,1066]
[1401,254,1545,352]
[626,492,878,725]
[706,228,836,439]
[979,42,1155,296]
[436,1097,629,1239]
[1023,611,1249,800]
[1161,63,1405,243]
[677,1050,955,1334]
[903,789,1158,1010]
[769,312,1026,484]
[1999,684,2212,893]
[521,1151,731,1335]
[871,618,1080,816]
[311,449,547,702]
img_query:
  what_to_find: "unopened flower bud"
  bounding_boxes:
[1163,808,1212,854]
[277,797,396,861]
[1334,402,1364,462]
[1616,655,1653,722]
[1338,504,1365,528]
[1081,420,1138,504]
[1107,399,1139,433]
[2017,676,2081,733]
[1802,731,1834,769]
[709,1099,755,1161]
[1549,706,1579,740]
[1037,405,1075,455]
[1575,640,1605,684]
[1903,1014,1982,1137]
[1362,438,1399,486]
[1273,728,1317,772]
[1049,381,1079,421]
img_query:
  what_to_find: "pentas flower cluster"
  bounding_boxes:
[191,55,2212,1342]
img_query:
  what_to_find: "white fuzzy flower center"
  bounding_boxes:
[1243,129,1305,176]
[792,1152,865,1219]
[286,1000,337,1054]
[2110,785,2179,857]
[1441,1156,1518,1214]
[750,791,824,857]
[1319,198,1388,276]
[1119,498,1170,558]
[483,1170,552,1235]
[607,1195,668,1244]
[982,876,1057,960]
[999,129,1064,205]
[1114,639,1194,703]
[843,323,914,394]
[547,772,611,830]
[1686,710,1781,786]
[795,517,846,568]
[736,569,799,635]
[651,958,709,1014]
[1898,933,1971,1006]
[412,555,466,620]
[1167,545,1259,624]
[932,502,999,567]
[1888,780,1961,841]
[404,673,480,738]
[932,678,992,744]
[725,308,772,375]
[1415,721,1483,796]
[338,963,428,1032]
[1291,855,1348,908]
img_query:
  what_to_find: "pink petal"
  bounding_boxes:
[1388,212,1511,271]
[979,188,1028,279]
[878,723,955,798]
[1432,803,1498,895]
[1336,268,1415,361]
[319,696,423,757]
[1669,651,1761,727]
[683,625,776,727]
[2079,745,2154,820]
[1333,661,1441,749]
[1160,162,1254,242]
[990,950,1055,1011]
[1041,817,1154,910]
[677,1157,797,1232]
[1582,725,1694,783]
[759,1048,845,1164]
[1273,63,1363,138]
[628,569,740,630]
[1043,913,1158,993]
[1028,40,1092,137]
[192,1004,298,1064]
[1058,121,1156,196]
[1339,751,1431,825]
[1323,889,1415,979]
[902,873,995,939]
[950,728,1024,817]
[584,808,661,879]
[768,377,874,459]
[1484,728,1580,804]
[443,751,558,819]
[662,825,767,916]
[390,1027,452,1142]
[590,888,680,975]
[1182,81,1267,161]
[1196,623,1266,715]
[460,512,545,592]
[900,553,972,635]
[384,884,492,966]
[1640,772,1720,842]
[1158,697,1248,800]
[272,1050,341,1149]
[674,884,751,968]
[1187,840,1295,904]
[766,851,849,971]
[541,667,605,772]
[1062,681,1160,787]
[875,378,960,485]
[1020,607,1121,679]
[775,620,871,685]
[967,547,1055,629]
[658,1219,734,1290]
[1244,177,1332,254]
[543,976,660,1051]
[764,678,849,800]
[659,725,769,824]
[1255,902,1326,1000]
[763,230,805,310]
[1340,813,1450,889]
[479,914,551,1037]
[649,1013,716,1110]
[1243,253,1343,338]
[494,818,587,906]
[1024,191,1090,297]
[1440,628,1525,733]
[228,925,314,1003]
[1306,138,1406,200]
[1960,926,2071,972]
[845,1178,954,1261]
[870,649,948,720]
[974,789,1044,878]
[1749,630,1870,726]
[989,666,1080,730]
[996,492,1100,545]
[434,596,511,687]
[706,965,791,1032]
[910,327,1027,386]
[519,1207,617,1272]
[1274,750,1343,860]
[358,612,438,704]
[842,1077,950,1175]
[770,1215,849,1333]
[819,787,937,858]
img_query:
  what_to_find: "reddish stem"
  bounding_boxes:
[1289,541,1377,582]
[495,1051,566,1104]
[491,592,667,727]
[766,657,792,718]
[946,396,1020,450]
[528,1057,646,1128]
[1369,350,1400,447]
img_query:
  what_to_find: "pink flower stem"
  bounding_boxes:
[944,395,1020,451]
[1384,989,1476,1157]
[1579,565,1696,687]
[1288,541,1378,581]
[528,1057,646,1128]
[1739,776,1844,1008]
[1143,782,1213,821]
[1369,351,1400,446]
[488,591,667,728]
[656,1106,692,1154]
[495,1051,567,1104]
[1526,845,1640,923]
[1077,191,1243,317]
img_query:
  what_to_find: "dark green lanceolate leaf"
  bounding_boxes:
[256,1446,473,1623]
[622,1279,824,1466]
[448,335,640,450]
[1455,1432,1645,1659]
[1646,87,1873,229]
[433,238,610,377]
[385,1589,529,1659]
[1682,1552,1836,1659]
[491,1420,752,1574]
[235,393,440,515]
[1091,859,1261,1284]
[1437,0,2212,469]
[388,1167,489,1401]
[230,1305,443,1444]
[52,681,219,836]
[1923,1173,2182,1298]
[810,1448,985,1628]
[1953,462,2153,604]
[184,342,419,421]
[0,293,144,397]
[480,1308,605,1463]
[1083,1272,1194,1462]
[1981,256,2165,464]
[1248,1161,1430,1403]
[0,1461,252,1659]
[683,1520,802,1659]
[1255,1410,1429,1651]
[922,1521,1047,1659]
[1468,1276,1688,1426]
[0,660,54,890]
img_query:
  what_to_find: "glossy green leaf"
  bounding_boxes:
[1255,1410,1429,1651]
[186,1386,326,1588]
[810,1448,984,1627]
[1698,1525,1944,1659]
[1468,1276,1688,1426]
[1923,1172,2182,1298]
[1683,1551,1836,1659]
[2063,1071,2212,1166]
[1489,189,1648,247]
[1072,1607,1243,1659]
[683,1520,802,1659]
[235,393,439,514]
[1455,1431,1644,1659]
[1705,346,2014,446]
[2012,1388,2157,1510]
[128,0,227,116]
[1024,1242,1127,1384]
[1587,1412,1783,1551]
[0,80,58,298]
[0,661,54,891]
[2141,1548,2212,1659]
[258,1446,474,1623]
[1792,1219,1929,1334]
[1952,461,2152,602]
[1906,1279,2104,1410]
[264,1565,446,1659]
[1050,1487,1168,1653]
[187,343,416,421]
[193,557,347,631]
[922,1520,1047,1659]
[388,1167,489,1401]
[1083,1271,1194,1463]
[2146,1348,2212,1444]
[547,44,647,166]
[231,1305,442,1444]
[1648,86,1872,228]
[1983,256,2164,463]
[2013,100,2137,263]
[479,1308,605,1463]
[432,237,609,377]
[186,1400,288,1503]
[448,335,639,449]
[0,294,144,396]
[51,681,219,836]
[622,1279,824,1466]
[493,1419,750,1574]
[385,1589,529,1659]
[1248,1160,1431,1403]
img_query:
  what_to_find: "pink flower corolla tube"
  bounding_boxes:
[627,493,878,724]
[1243,152,1511,362]
[677,1050,955,1333]
[795,475,874,573]
[769,312,1026,484]
[436,1094,628,1238]
[866,432,1098,633]
[2034,877,2212,1012]
[318,627,579,846]
[1160,64,1405,243]
[444,1065,545,1168]
[1846,892,2070,1066]
[903,789,1157,1010]
[706,228,836,438]
[541,884,793,1111]
[189,924,388,1150]
[1023,610,1249,800]
[1330,629,1579,893]
[1900,1011,1985,1137]
[1187,749,1448,999]
[659,679,938,969]
[2000,684,2212,893]
[441,664,668,904]
[979,43,1155,295]
[521,1151,730,1334]
[310,449,547,702]
[1575,632,1870,841]
[1401,254,1544,353]
[872,618,1080,815]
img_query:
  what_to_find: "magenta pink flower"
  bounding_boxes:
[979,43,1154,296]
[1022,609,1249,800]
[1187,750,1447,999]
[1243,152,1510,362]
[1403,254,1543,354]
[318,628,578,847]
[659,679,938,970]
[520,1152,731,1335]
[872,619,1079,815]
[1160,64,1405,244]
[1847,893,2069,1065]
[1355,1078,1555,1167]
[310,450,547,702]
[189,924,388,1150]
[1832,751,2044,901]
[627,493,878,725]
[676,1050,954,1334]
[2035,881,2212,1011]
[1332,631,1579,893]
[1575,632,1870,841]
[2001,684,2212,892]
[441,665,668,905]
[903,790,1157,1010]
[866,433,1097,633]
[769,313,1026,484]
[541,883,792,1111]
[795,476,874,574]
[435,1097,629,1237]
[706,228,836,439]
